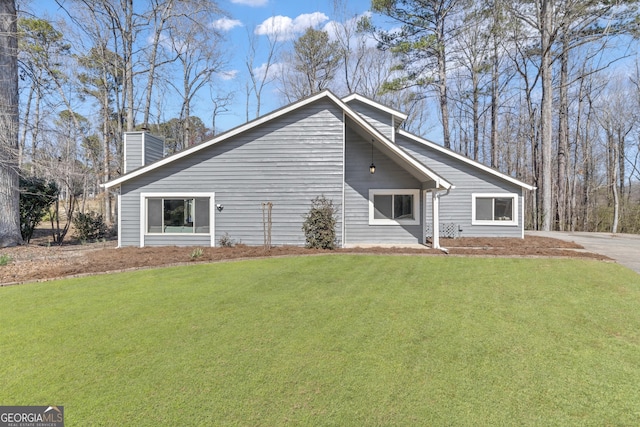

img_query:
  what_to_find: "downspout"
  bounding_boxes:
[432,186,453,254]
[341,112,346,248]
[116,186,122,248]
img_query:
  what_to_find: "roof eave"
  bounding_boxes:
[397,129,535,191]
[102,91,336,189]
[338,103,450,190]
[341,93,409,122]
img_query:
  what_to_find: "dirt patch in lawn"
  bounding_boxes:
[0,231,610,286]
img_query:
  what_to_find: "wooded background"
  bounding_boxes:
[5,0,640,245]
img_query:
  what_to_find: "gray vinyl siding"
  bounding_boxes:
[143,133,164,165]
[125,132,164,174]
[124,133,143,173]
[345,99,394,141]
[397,134,525,238]
[119,99,344,247]
[344,125,423,244]
[119,184,141,247]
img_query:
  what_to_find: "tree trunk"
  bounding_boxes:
[539,0,554,231]
[143,0,174,128]
[183,69,190,148]
[556,36,569,231]
[618,128,625,199]
[610,131,619,233]
[125,0,135,132]
[0,0,22,246]
[582,110,593,231]
[437,22,451,149]
[490,38,499,168]
[102,76,111,225]
[569,78,585,232]
[19,83,34,169]
[490,1,501,168]
[472,69,479,162]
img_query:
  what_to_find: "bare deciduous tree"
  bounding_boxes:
[166,9,226,149]
[245,27,279,120]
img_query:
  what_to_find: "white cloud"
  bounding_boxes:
[292,12,330,32]
[255,12,329,40]
[231,0,268,6]
[322,13,378,48]
[253,62,285,82]
[255,16,293,38]
[211,17,242,32]
[218,70,238,81]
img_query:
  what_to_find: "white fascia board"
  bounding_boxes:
[103,91,334,189]
[398,129,536,191]
[341,93,408,121]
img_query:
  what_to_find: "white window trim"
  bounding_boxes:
[369,189,420,226]
[140,192,215,247]
[471,193,518,226]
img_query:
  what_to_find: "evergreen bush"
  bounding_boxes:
[302,195,337,249]
[73,211,108,242]
[19,176,59,243]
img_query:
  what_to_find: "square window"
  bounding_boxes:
[146,197,210,233]
[472,194,517,225]
[369,190,419,225]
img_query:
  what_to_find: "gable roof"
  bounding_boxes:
[397,129,536,191]
[342,93,408,124]
[103,90,450,190]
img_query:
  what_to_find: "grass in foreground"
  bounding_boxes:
[1,256,640,425]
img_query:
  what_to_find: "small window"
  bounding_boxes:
[147,197,210,234]
[369,189,420,225]
[472,194,518,226]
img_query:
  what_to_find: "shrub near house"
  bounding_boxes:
[303,196,337,249]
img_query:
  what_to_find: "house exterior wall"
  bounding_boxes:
[119,99,345,247]
[344,125,423,245]
[396,134,525,238]
[345,99,394,141]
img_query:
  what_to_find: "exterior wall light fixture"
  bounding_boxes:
[370,139,376,174]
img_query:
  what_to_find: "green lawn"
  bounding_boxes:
[1,256,640,425]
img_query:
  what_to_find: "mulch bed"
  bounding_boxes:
[0,235,609,286]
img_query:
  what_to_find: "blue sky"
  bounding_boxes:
[27,0,378,134]
[202,0,375,132]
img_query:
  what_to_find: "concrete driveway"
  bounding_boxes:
[528,231,640,275]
